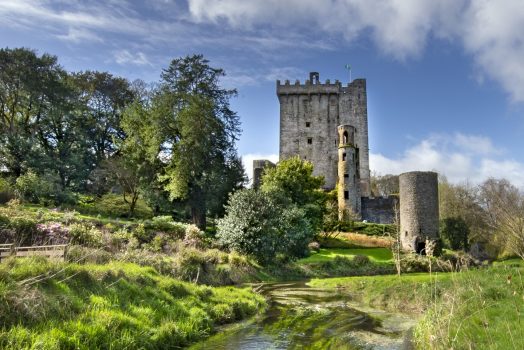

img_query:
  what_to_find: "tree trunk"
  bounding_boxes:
[190,186,206,230]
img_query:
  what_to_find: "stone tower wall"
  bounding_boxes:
[277,75,370,194]
[399,171,439,254]
[252,159,276,189]
[337,125,360,218]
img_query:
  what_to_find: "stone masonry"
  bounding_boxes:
[277,72,370,197]
[337,125,360,218]
[399,171,439,255]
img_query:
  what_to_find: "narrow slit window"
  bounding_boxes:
[344,191,349,200]
[342,153,347,161]
[344,173,349,178]
[307,138,312,144]
[306,122,311,127]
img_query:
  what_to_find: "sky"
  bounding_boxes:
[1,0,524,187]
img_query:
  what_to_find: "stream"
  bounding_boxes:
[190,281,417,350]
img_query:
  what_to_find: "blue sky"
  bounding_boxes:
[1,0,524,187]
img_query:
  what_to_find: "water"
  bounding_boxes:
[190,281,417,350]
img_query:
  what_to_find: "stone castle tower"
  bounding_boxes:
[252,72,440,255]
[337,125,360,218]
[277,72,370,197]
[399,171,440,255]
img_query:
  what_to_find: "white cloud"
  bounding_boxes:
[187,0,524,102]
[241,153,279,187]
[113,50,151,66]
[370,133,524,188]
[56,28,103,43]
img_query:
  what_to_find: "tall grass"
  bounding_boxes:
[309,261,524,349]
[0,257,266,349]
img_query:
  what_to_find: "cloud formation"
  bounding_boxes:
[188,0,524,101]
[370,133,524,187]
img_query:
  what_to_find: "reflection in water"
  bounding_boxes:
[190,281,416,350]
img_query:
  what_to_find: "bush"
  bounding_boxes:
[0,177,15,204]
[69,224,104,247]
[144,216,187,239]
[217,189,314,264]
[353,254,370,266]
[15,172,54,204]
[8,217,40,246]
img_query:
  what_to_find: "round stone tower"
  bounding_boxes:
[337,125,360,220]
[399,171,439,255]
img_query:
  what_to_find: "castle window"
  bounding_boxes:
[344,173,349,178]
[344,191,349,200]
[343,131,348,144]
[307,138,312,144]
[342,153,346,161]
[306,122,311,127]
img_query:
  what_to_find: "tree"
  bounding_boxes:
[150,55,242,229]
[260,156,326,231]
[0,48,62,177]
[216,189,313,264]
[440,217,469,251]
[479,178,524,259]
[370,173,399,197]
[73,71,135,163]
[439,177,487,244]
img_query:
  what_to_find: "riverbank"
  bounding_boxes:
[309,260,524,349]
[0,257,266,349]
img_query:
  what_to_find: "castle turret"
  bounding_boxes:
[337,125,360,219]
[399,171,440,256]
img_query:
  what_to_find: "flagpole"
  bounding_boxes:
[345,64,352,83]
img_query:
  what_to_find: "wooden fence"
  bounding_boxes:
[0,244,68,262]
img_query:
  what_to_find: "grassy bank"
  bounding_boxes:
[0,258,266,349]
[309,261,524,349]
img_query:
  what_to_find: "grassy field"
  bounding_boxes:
[298,247,393,264]
[0,258,266,349]
[310,261,524,349]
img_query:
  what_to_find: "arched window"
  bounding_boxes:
[343,131,348,144]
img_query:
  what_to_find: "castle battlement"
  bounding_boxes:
[276,76,366,96]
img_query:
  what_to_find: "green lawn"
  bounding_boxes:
[298,248,393,264]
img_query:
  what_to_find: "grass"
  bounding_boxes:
[0,257,266,349]
[298,248,393,264]
[309,261,524,349]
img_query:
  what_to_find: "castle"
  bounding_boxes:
[253,72,440,255]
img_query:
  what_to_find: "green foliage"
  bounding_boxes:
[69,224,104,247]
[217,189,314,264]
[15,172,53,204]
[0,177,15,204]
[144,216,187,239]
[260,156,326,231]
[144,54,243,229]
[440,217,469,250]
[0,259,265,349]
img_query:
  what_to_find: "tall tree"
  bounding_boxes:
[0,48,62,177]
[151,55,242,229]
[479,178,524,259]
[73,71,135,163]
